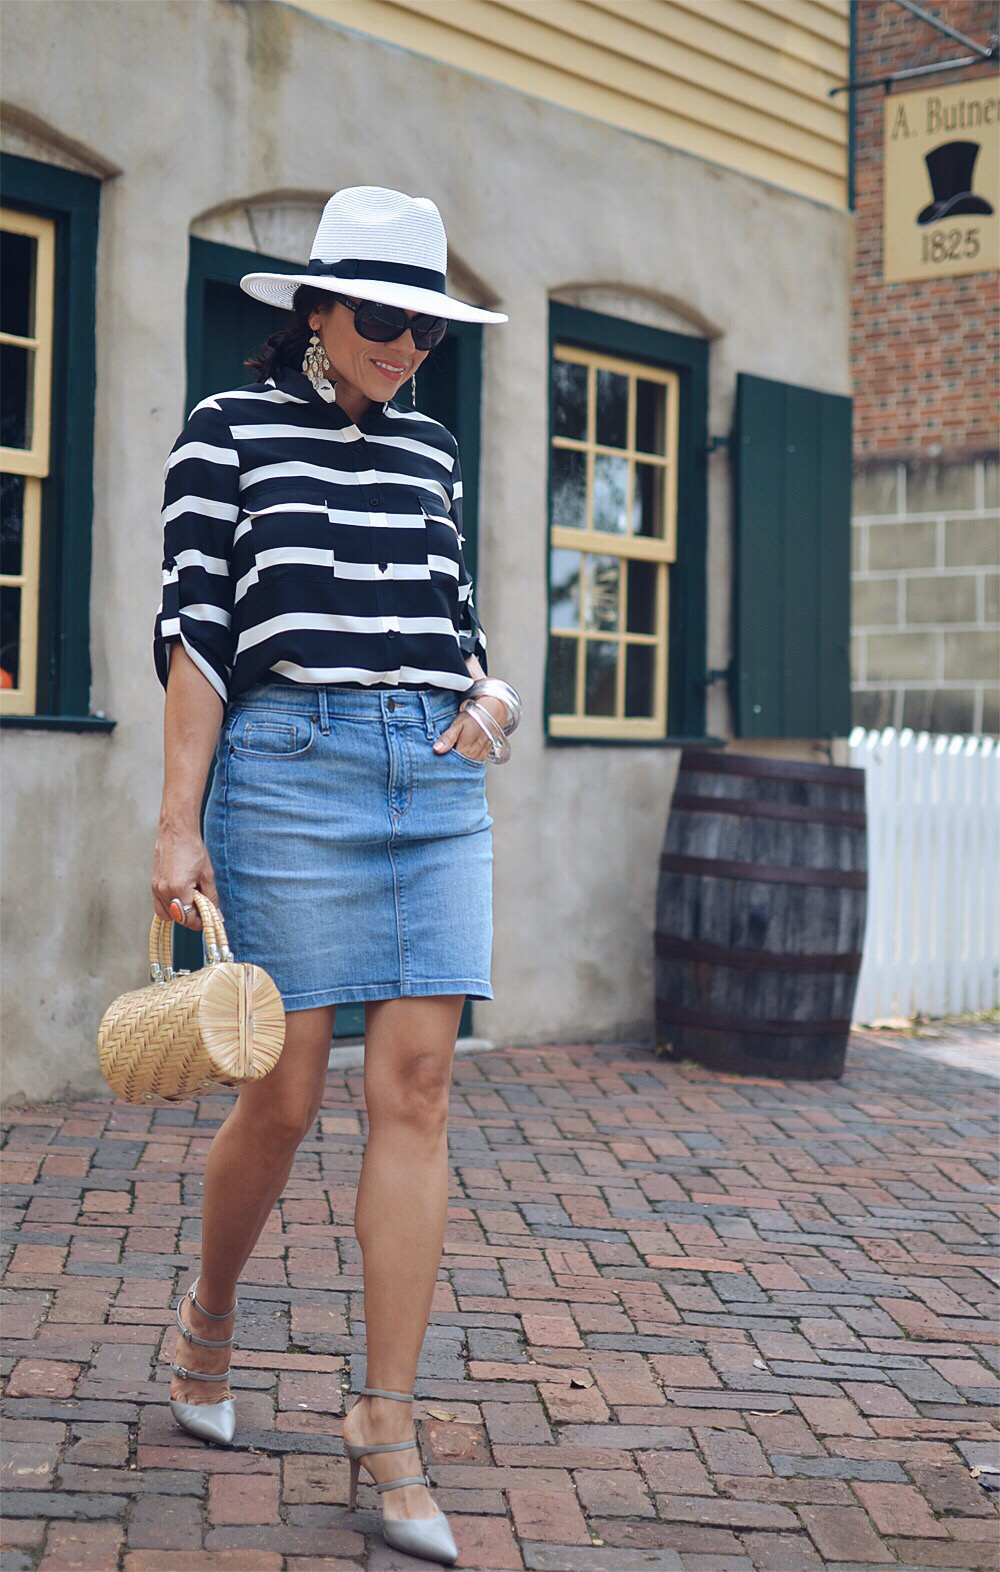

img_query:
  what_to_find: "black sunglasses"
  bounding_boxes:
[330,292,449,351]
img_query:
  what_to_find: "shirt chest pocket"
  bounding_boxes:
[236,483,336,596]
[420,510,463,586]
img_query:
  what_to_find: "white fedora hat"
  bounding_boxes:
[240,185,508,325]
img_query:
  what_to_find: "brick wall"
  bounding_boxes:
[852,458,999,732]
[850,0,998,734]
[851,0,998,460]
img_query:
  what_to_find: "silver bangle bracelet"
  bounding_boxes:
[462,677,521,735]
[461,699,512,763]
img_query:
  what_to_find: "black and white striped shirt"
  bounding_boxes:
[153,366,488,705]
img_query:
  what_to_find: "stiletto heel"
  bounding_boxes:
[348,1453,361,1511]
[168,1277,238,1448]
[342,1386,458,1565]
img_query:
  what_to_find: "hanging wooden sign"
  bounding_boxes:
[883,77,999,282]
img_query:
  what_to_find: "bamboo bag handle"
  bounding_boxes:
[147,891,231,982]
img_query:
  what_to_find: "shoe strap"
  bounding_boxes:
[188,1278,238,1320]
[354,1386,413,1401]
[375,1472,431,1493]
[171,1361,232,1382]
[176,1302,235,1349]
[351,1437,417,1456]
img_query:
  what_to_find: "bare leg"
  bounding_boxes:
[342,994,464,1522]
[170,1004,336,1404]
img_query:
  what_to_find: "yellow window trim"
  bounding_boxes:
[0,208,55,479]
[0,477,43,716]
[549,342,677,738]
[553,345,679,559]
[1,207,55,715]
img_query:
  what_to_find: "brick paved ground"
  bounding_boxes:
[2,1022,998,1572]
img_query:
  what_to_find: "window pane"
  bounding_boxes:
[547,634,577,714]
[584,640,617,716]
[0,229,36,338]
[625,644,655,717]
[552,447,586,530]
[550,548,582,629]
[585,553,620,632]
[1,474,25,576]
[593,453,628,534]
[0,344,33,450]
[633,462,665,539]
[553,359,587,440]
[596,368,628,449]
[626,559,657,634]
[0,584,21,687]
[636,379,667,455]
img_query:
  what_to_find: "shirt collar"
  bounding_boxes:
[271,366,392,424]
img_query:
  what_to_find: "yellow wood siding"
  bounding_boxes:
[292,0,850,207]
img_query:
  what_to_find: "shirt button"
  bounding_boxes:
[368,494,379,508]
[378,562,388,573]
[387,628,397,639]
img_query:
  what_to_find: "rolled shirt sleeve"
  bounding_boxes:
[449,447,489,674]
[153,402,240,704]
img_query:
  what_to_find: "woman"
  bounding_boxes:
[151,186,516,1567]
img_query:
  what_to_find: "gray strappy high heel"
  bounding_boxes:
[344,1386,458,1566]
[169,1277,238,1447]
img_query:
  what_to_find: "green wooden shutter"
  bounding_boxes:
[732,373,852,739]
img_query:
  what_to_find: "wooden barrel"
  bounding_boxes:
[655,750,867,1080]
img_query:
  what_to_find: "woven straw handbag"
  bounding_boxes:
[97,892,285,1103]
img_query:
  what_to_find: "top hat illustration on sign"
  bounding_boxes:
[917,140,994,225]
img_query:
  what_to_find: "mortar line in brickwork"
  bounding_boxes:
[867,507,999,522]
[858,563,987,578]
[934,627,944,685]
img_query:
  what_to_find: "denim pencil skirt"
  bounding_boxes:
[203,681,494,1010]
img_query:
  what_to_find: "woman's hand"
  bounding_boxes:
[152,824,220,930]
[433,694,509,762]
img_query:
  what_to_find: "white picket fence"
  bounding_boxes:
[847,727,999,1024]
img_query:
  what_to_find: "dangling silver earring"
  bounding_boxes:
[410,372,417,407]
[302,331,330,389]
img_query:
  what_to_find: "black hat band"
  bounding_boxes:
[307,257,447,292]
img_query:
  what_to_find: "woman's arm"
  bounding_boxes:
[152,401,241,926]
[151,641,224,929]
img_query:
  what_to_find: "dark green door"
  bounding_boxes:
[178,238,483,1042]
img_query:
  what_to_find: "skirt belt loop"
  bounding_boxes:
[318,687,330,735]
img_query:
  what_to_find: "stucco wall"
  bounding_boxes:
[0,0,852,1103]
